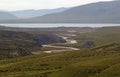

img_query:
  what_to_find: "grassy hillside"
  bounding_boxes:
[57,26,120,49]
[0,30,66,59]
[0,30,41,59]
[76,26,120,45]
[0,43,119,77]
[0,26,119,77]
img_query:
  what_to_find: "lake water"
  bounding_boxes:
[0,23,120,28]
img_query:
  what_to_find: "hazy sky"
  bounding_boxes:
[0,0,113,11]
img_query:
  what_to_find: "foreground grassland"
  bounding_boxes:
[0,26,120,77]
[0,46,120,77]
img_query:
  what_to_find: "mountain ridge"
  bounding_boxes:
[0,11,18,20]
[28,0,120,23]
[1,0,120,23]
[11,7,68,18]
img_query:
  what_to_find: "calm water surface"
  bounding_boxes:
[1,23,120,28]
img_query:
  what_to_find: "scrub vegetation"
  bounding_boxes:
[0,26,120,77]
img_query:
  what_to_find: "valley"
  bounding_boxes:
[33,35,79,54]
[0,29,66,59]
[0,26,120,77]
[0,0,120,77]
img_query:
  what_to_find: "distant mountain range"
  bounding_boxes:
[0,7,68,20]
[0,11,17,20]
[0,0,120,23]
[27,0,120,23]
[11,7,68,18]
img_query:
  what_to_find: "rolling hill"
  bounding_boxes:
[27,0,120,23]
[0,11,17,20]
[1,0,120,23]
[0,30,66,59]
[0,30,41,59]
[0,0,120,23]
[11,7,68,18]
[0,26,119,77]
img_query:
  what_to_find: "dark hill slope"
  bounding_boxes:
[27,0,120,23]
[33,34,66,44]
[0,30,66,59]
[0,30,41,59]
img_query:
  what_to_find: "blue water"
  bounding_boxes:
[1,23,120,28]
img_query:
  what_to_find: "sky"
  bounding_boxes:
[0,0,113,11]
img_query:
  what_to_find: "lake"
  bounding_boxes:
[0,23,120,28]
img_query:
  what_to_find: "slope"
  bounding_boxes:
[11,8,68,18]
[0,26,120,77]
[0,11,17,20]
[28,0,120,23]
